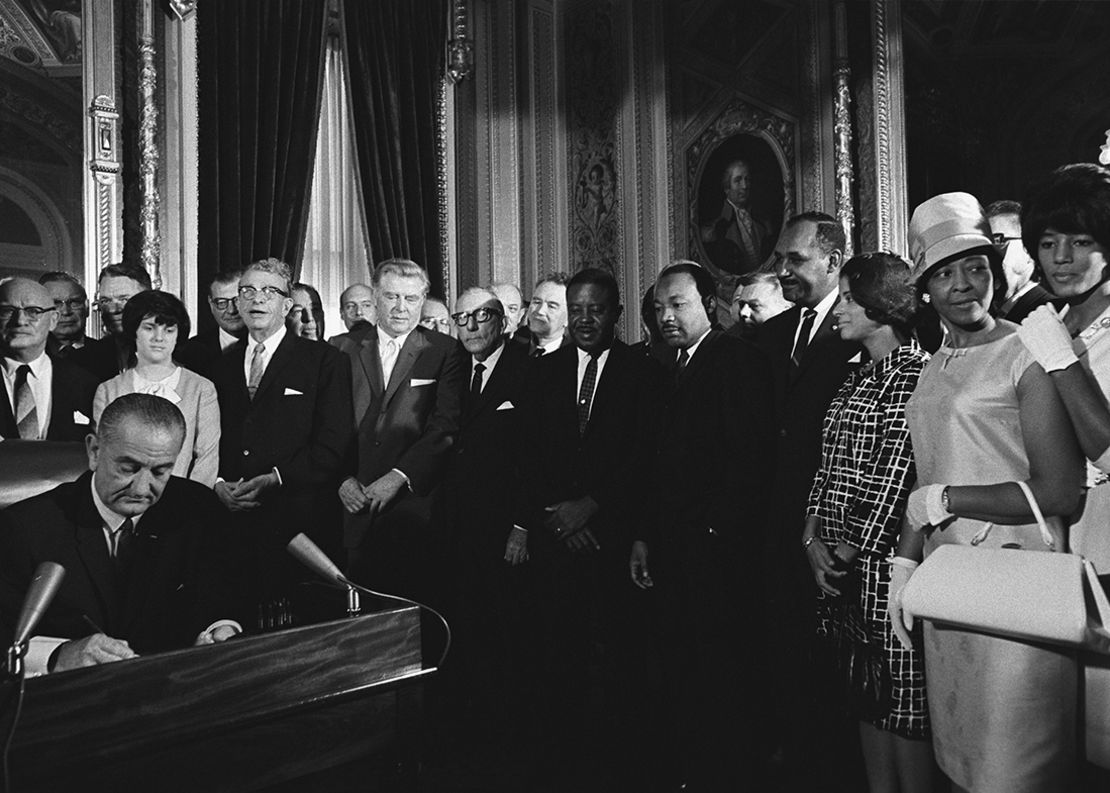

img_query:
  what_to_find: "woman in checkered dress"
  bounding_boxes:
[802,252,933,791]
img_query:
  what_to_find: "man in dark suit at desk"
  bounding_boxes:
[0,394,243,675]
[629,261,775,791]
[1,277,97,440]
[516,268,662,766]
[331,259,465,604]
[756,211,863,790]
[213,258,352,597]
[177,268,247,380]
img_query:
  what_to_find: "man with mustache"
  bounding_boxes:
[629,260,775,791]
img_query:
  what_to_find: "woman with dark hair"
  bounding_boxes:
[92,290,220,486]
[1018,163,1110,571]
[287,282,325,341]
[890,193,1083,793]
[802,252,932,792]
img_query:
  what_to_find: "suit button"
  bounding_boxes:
[243,450,250,456]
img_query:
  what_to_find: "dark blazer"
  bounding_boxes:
[213,331,353,545]
[442,341,531,554]
[178,327,239,382]
[69,335,126,383]
[1000,283,1054,324]
[647,330,776,552]
[755,302,862,533]
[331,323,466,550]
[516,341,662,554]
[0,472,241,654]
[0,357,98,441]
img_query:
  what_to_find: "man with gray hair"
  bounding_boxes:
[0,393,244,675]
[1,277,97,440]
[331,258,465,603]
[213,258,353,599]
[489,282,525,335]
[38,271,90,358]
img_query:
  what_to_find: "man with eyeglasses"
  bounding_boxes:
[71,263,152,383]
[212,258,352,602]
[985,200,1054,323]
[38,272,90,358]
[0,277,97,441]
[177,268,247,380]
[419,297,455,337]
[330,258,465,605]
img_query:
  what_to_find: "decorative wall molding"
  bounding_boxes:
[0,164,72,272]
[161,3,199,322]
[83,0,122,298]
[870,0,907,255]
[435,75,452,302]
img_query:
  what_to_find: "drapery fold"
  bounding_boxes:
[197,0,329,325]
[341,0,448,297]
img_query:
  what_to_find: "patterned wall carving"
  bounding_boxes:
[565,0,620,273]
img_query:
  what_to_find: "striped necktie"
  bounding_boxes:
[13,364,39,439]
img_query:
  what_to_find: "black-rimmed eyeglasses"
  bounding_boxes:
[0,305,56,322]
[450,307,503,326]
[238,285,289,301]
[991,233,1021,246]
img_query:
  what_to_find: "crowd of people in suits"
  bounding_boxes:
[3,162,1110,793]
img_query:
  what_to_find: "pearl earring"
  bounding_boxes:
[922,293,932,304]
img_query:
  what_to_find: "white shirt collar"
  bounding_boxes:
[2,351,50,378]
[377,324,415,352]
[248,323,287,351]
[474,338,506,371]
[90,476,143,532]
[803,287,839,339]
[576,345,611,366]
[682,326,714,362]
[218,328,240,351]
[538,335,564,355]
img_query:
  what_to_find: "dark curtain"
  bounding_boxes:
[196,0,328,328]
[341,0,448,298]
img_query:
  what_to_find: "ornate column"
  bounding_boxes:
[833,2,855,256]
[137,0,162,288]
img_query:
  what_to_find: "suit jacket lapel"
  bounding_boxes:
[354,328,385,424]
[582,342,621,437]
[0,373,15,437]
[68,476,120,631]
[383,330,425,407]
[790,300,839,382]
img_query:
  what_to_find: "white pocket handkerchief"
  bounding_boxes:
[73,410,90,425]
[848,352,864,364]
[283,388,304,396]
[411,378,436,387]
[496,401,515,411]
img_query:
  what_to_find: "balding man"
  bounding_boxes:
[0,277,97,440]
[337,283,377,335]
[489,283,525,335]
[38,271,90,358]
[0,394,243,675]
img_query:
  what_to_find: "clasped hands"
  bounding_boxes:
[544,496,600,553]
[215,471,280,512]
[338,470,407,516]
[804,538,858,596]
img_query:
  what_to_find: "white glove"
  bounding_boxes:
[888,557,919,651]
[1019,305,1078,373]
[905,484,949,531]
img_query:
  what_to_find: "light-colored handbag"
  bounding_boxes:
[899,481,1110,767]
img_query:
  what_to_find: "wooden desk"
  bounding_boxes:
[5,606,429,791]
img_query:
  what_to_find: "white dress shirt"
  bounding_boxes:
[472,340,506,394]
[378,325,415,386]
[791,287,838,352]
[218,328,240,351]
[2,352,53,439]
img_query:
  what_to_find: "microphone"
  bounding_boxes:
[7,562,66,677]
[285,533,361,617]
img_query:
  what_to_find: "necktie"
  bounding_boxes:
[676,348,690,371]
[470,362,486,401]
[112,517,135,575]
[578,354,599,435]
[381,337,399,384]
[13,364,39,439]
[791,309,817,368]
[247,342,265,399]
[531,347,545,359]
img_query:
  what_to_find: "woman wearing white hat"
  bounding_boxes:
[888,192,1083,793]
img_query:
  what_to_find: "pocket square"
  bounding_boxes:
[848,352,864,364]
[411,378,436,387]
[283,388,304,396]
[496,401,515,411]
[73,410,90,425]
